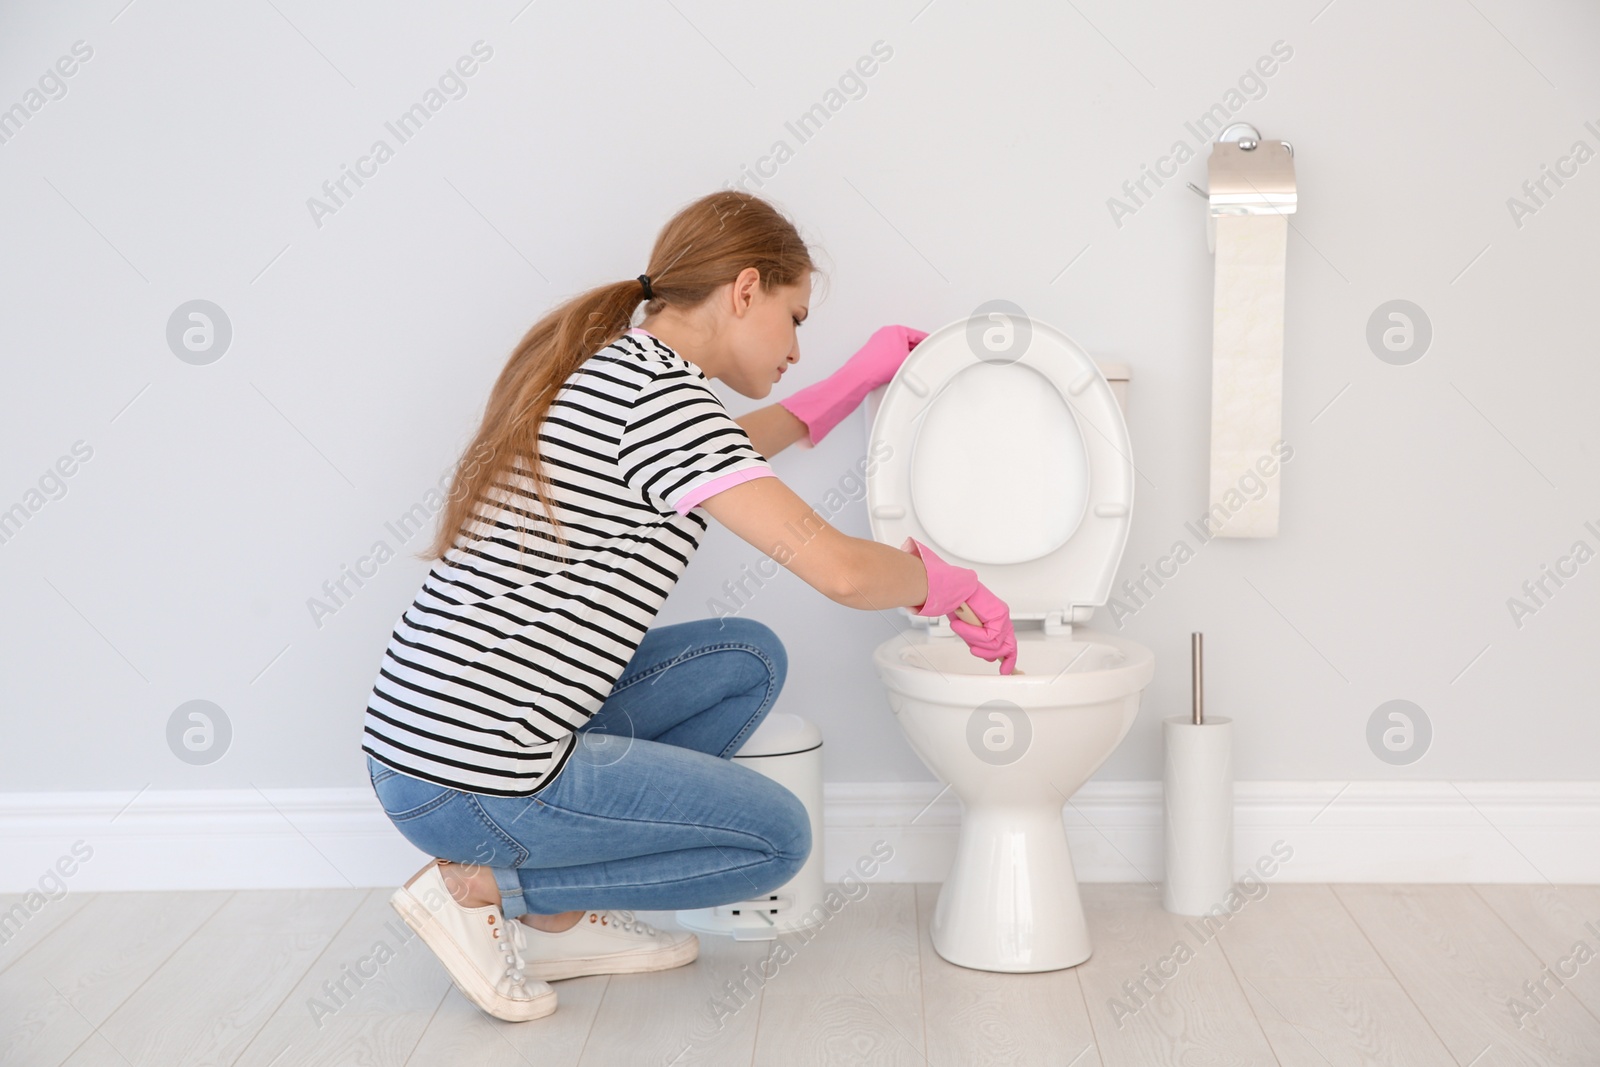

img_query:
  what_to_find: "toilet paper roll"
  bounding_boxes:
[1162,715,1234,916]
[1207,213,1287,538]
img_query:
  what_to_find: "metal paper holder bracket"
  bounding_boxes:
[1186,122,1297,254]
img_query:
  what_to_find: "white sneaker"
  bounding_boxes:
[516,909,699,981]
[389,860,558,1022]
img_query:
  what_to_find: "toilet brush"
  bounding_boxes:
[1161,632,1233,914]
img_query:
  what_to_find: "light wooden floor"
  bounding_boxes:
[3,881,1599,1065]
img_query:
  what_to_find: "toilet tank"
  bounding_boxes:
[1096,360,1130,421]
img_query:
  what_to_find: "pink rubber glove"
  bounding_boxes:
[902,537,1018,675]
[779,325,929,446]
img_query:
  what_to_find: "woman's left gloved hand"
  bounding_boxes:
[779,325,928,446]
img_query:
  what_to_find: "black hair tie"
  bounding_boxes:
[637,274,653,301]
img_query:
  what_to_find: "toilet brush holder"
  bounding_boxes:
[1162,633,1234,915]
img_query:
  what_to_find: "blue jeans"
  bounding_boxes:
[367,617,812,920]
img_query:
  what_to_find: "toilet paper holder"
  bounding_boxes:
[1186,123,1297,254]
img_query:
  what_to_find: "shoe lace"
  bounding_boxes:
[604,909,659,936]
[495,912,531,989]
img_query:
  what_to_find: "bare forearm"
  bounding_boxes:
[735,404,809,460]
[829,536,929,612]
[698,472,929,614]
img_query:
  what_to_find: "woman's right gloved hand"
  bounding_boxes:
[901,538,1018,675]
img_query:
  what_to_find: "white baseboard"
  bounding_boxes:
[827,780,1600,886]
[2,780,1597,895]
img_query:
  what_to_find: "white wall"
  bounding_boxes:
[3,0,1597,798]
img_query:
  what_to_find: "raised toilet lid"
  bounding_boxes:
[864,317,1135,627]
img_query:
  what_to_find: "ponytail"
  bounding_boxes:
[418,190,817,563]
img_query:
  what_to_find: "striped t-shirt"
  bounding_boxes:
[361,328,776,797]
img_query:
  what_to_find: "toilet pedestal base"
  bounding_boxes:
[930,801,1091,973]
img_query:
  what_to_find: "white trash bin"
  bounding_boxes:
[675,712,826,941]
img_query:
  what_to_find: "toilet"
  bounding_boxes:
[863,315,1155,973]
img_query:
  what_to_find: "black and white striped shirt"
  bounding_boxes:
[361,328,775,797]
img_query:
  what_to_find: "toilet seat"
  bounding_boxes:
[865,317,1135,633]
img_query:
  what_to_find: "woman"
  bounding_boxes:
[363,190,1016,1022]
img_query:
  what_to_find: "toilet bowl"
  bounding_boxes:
[863,315,1155,973]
